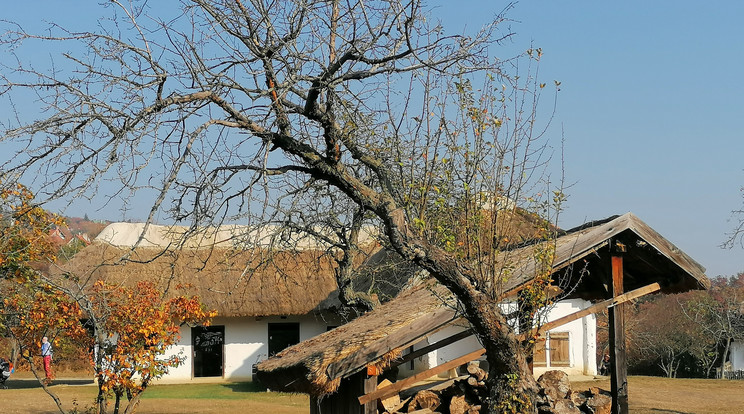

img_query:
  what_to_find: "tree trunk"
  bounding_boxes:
[381,207,539,413]
[720,337,732,379]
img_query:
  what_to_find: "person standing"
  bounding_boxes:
[41,336,53,384]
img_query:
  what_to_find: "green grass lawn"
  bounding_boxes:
[141,381,304,403]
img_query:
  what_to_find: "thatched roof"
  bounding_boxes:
[255,213,709,395]
[54,242,345,318]
[51,222,388,317]
[350,208,553,302]
[255,282,458,395]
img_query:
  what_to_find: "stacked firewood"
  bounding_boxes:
[378,368,612,414]
[378,361,487,414]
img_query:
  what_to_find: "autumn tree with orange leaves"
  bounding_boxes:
[85,280,216,414]
[1,186,215,414]
[0,184,63,279]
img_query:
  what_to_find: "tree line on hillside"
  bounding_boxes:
[597,273,744,379]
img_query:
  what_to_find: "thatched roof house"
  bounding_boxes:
[56,243,342,317]
[255,213,708,400]
[51,222,384,381]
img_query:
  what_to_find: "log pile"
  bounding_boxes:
[535,370,612,414]
[378,361,486,413]
[377,368,612,414]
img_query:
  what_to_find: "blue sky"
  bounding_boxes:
[2,1,743,277]
[435,1,744,277]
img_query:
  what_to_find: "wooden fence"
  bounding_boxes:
[720,370,744,380]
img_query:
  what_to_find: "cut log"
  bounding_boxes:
[552,399,582,414]
[466,362,487,381]
[466,361,480,375]
[537,370,572,405]
[377,379,400,413]
[449,395,470,414]
[391,396,412,414]
[584,393,612,414]
[408,390,440,412]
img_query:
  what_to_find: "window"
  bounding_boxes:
[532,332,570,368]
[268,323,300,356]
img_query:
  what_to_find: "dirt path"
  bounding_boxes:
[1,378,308,414]
[573,376,744,414]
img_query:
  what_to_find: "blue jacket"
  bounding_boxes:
[41,342,52,357]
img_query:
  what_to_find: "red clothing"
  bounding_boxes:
[43,355,52,380]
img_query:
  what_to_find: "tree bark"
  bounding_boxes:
[720,337,732,379]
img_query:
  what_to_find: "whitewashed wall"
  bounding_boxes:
[533,299,597,376]
[160,313,342,382]
[730,341,744,371]
[401,298,597,379]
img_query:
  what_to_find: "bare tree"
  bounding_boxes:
[683,274,744,377]
[726,187,744,249]
[0,1,563,411]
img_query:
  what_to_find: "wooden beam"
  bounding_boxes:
[390,329,473,368]
[519,282,660,340]
[358,348,486,405]
[610,254,629,414]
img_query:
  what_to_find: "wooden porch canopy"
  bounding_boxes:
[255,213,708,408]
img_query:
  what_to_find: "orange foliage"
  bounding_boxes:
[89,280,215,410]
[0,183,64,277]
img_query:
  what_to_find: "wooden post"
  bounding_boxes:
[362,373,377,414]
[609,245,629,414]
[311,371,377,413]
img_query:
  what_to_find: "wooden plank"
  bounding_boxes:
[363,374,377,414]
[358,348,486,405]
[519,282,660,340]
[503,240,610,298]
[610,254,629,414]
[390,329,473,368]
[626,214,707,286]
[327,307,458,380]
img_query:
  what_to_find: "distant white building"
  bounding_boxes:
[729,341,744,372]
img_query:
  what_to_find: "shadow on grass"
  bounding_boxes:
[3,378,95,389]
[219,382,267,393]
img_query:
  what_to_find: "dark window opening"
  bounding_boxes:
[268,323,300,356]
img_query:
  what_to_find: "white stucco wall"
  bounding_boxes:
[160,313,343,382]
[403,298,597,379]
[730,341,744,371]
[532,299,597,376]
